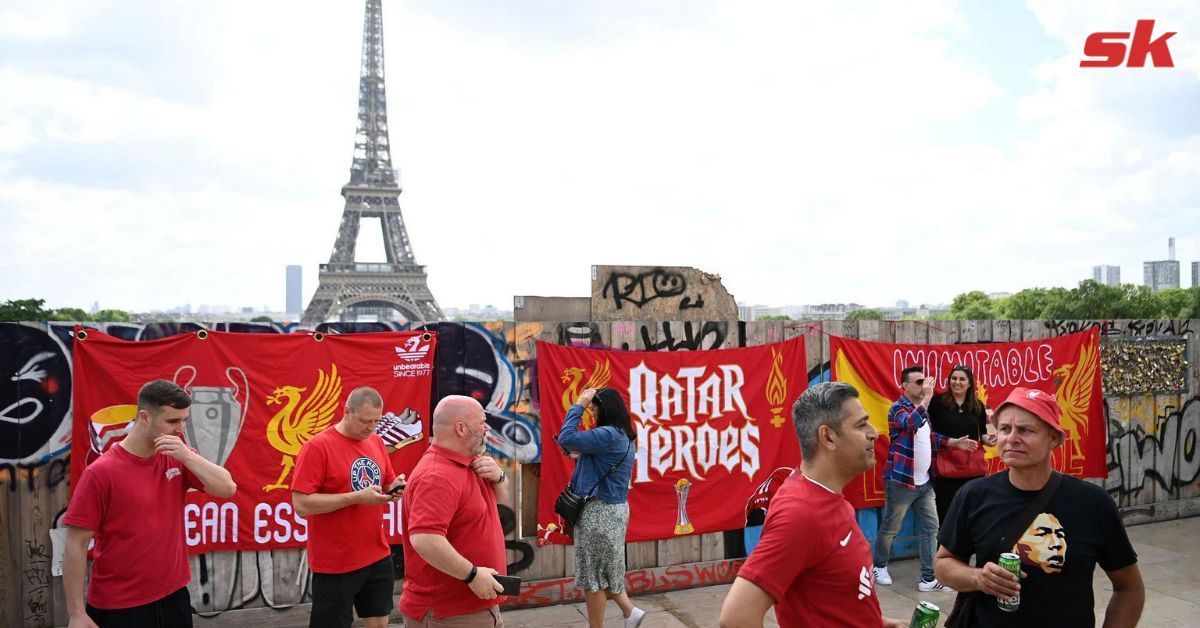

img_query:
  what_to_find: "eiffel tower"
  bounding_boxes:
[303,0,443,323]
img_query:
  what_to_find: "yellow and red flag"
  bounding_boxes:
[70,327,436,552]
[830,328,1104,509]
[536,338,805,543]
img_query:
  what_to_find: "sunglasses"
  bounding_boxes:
[909,378,926,386]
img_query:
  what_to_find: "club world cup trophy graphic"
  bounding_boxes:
[674,478,695,535]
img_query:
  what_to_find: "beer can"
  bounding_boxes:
[910,601,940,628]
[998,552,1022,612]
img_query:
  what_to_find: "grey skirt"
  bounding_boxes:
[573,499,629,594]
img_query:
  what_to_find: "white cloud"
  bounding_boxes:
[0,0,1196,314]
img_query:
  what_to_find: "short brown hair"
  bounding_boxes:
[137,379,191,413]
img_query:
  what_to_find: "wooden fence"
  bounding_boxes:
[1,318,1196,626]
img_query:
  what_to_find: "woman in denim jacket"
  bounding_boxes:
[558,387,645,628]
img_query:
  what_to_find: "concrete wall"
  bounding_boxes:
[1,319,1196,626]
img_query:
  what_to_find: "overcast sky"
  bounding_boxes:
[1,0,1197,314]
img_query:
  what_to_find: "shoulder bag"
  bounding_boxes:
[554,438,632,530]
[935,422,988,479]
[944,472,1062,628]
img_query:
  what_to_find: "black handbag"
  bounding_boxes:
[554,440,632,529]
[944,472,1062,628]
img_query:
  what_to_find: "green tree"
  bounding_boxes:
[757,314,791,321]
[250,315,274,323]
[947,291,995,320]
[998,288,1049,319]
[93,309,132,322]
[846,308,884,321]
[1153,288,1190,318]
[48,307,91,322]
[0,298,53,321]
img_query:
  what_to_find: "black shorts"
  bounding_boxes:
[310,555,395,628]
[86,585,193,628]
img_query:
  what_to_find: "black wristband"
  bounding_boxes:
[464,565,478,584]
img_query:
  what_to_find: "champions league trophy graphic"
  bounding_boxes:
[174,365,249,466]
[674,478,695,535]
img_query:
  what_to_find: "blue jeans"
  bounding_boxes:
[873,479,939,581]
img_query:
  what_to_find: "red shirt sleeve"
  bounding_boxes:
[405,473,460,536]
[291,437,328,494]
[736,498,819,602]
[63,466,105,531]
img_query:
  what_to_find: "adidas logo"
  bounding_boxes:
[857,566,872,600]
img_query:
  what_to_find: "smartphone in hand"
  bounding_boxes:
[386,481,407,495]
[493,574,521,596]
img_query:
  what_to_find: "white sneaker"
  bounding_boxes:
[625,607,646,628]
[873,566,892,586]
[919,578,952,592]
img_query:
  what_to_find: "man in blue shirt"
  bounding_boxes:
[873,366,976,592]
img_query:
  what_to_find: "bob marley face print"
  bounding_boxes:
[1015,512,1067,574]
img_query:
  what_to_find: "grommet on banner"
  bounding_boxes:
[421,332,432,342]
[196,330,209,340]
[314,333,325,342]
[75,329,88,341]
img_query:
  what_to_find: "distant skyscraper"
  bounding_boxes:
[1192,261,1199,288]
[1092,265,1120,286]
[286,265,303,314]
[1144,239,1180,292]
[1143,261,1179,292]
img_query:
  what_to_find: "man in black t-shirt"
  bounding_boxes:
[934,387,1144,627]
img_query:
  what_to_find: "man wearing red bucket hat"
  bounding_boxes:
[934,387,1145,627]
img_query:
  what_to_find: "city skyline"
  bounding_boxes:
[1,1,1198,315]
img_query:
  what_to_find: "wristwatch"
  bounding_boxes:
[464,565,478,583]
[493,469,507,485]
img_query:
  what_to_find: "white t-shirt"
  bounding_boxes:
[912,418,932,486]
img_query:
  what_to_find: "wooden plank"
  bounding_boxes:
[191,552,241,613]
[893,321,917,345]
[0,466,21,628]
[239,550,262,608]
[762,319,784,345]
[960,320,979,344]
[20,466,54,628]
[262,549,306,607]
[927,320,952,346]
[1106,396,1135,509]
[1020,320,1044,342]
[612,321,656,571]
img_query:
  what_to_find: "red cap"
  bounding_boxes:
[994,387,1066,438]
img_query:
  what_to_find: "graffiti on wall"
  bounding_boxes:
[507,558,745,609]
[1044,319,1194,339]
[1106,396,1200,506]
[625,321,742,352]
[0,323,74,465]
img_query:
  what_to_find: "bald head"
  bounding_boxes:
[432,395,488,456]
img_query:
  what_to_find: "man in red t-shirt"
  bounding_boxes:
[400,395,509,627]
[720,382,908,628]
[63,379,237,628]
[292,386,406,628]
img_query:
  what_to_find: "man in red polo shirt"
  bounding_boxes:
[292,386,406,628]
[719,382,907,628]
[63,379,237,628]
[401,395,508,627]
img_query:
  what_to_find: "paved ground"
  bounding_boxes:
[433,516,1199,627]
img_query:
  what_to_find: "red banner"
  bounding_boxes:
[70,328,436,553]
[535,338,805,544]
[830,328,1105,509]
